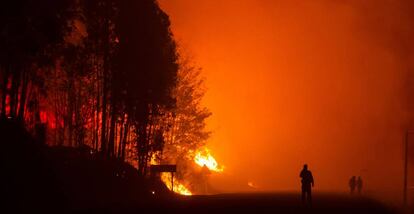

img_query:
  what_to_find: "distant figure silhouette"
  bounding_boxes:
[356,176,363,194]
[349,176,356,194]
[201,164,211,194]
[299,164,314,204]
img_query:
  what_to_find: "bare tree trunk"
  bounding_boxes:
[9,71,21,118]
[1,69,9,118]
[67,76,74,147]
[74,83,81,147]
[108,103,116,157]
[101,73,108,153]
[137,122,147,175]
[17,69,28,122]
[121,120,129,161]
[117,115,125,158]
[100,2,111,154]
[94,60,100,151]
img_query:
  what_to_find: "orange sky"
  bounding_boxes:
[159,0,414,199]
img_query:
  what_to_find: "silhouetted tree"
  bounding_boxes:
[0,0,208,184]
[82,0,119,155]
[115,0,178,174]
[0,0,73,125]
[158,53,211,191]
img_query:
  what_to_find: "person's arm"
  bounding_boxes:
[311,173,314,186]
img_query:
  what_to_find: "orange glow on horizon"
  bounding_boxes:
[159,0,414,199]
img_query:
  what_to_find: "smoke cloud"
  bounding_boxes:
[159,0,414,202]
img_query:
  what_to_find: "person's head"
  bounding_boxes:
[303,164,308,170]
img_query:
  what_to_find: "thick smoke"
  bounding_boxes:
[159,0,414,203]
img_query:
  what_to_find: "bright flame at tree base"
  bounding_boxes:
[161,173,192,196]
[157,147,223,195]
[194,148,224,172]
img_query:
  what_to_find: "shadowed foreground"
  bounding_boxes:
[132,193,396,214]
[0,119,400,213]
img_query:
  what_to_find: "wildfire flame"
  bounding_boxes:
[247,181,259,189]
[156,147,223,195]
[194,148,224,172]
[161,173,192,196]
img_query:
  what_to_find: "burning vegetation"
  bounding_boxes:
[158,147,224,195]
[161,172,192,195]
[194,148,224,172]
[145,53,222,195]
[0,0,217,196]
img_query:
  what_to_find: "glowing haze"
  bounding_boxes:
[159,0,414,200]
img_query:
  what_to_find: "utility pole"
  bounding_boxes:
[404,131,408,207]
[403,131,413,207]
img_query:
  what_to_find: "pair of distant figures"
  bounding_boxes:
[299,164,365,205]
[349,176,363,195]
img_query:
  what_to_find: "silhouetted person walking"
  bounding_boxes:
[356,176,363,194]
[201,164,211,194]
[300,164,314,205]
[349,176,356,194]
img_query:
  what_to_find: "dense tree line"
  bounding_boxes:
[0,0,210,178]
[160,55,211,191]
